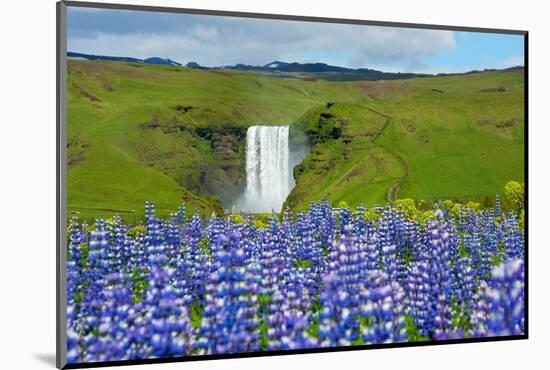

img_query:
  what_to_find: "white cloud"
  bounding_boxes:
[67,12,456,70]
[498,55,524,68]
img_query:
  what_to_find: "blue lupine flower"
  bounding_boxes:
[198,231,261,354]
[65,199,524,362]
[360,271,407,344]
[485,259,525,336]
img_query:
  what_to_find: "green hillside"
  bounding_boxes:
[286,72,525,210]
[66,60,524,220]
[66,60,362,220]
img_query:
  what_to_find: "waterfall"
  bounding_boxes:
[241,125,291,213]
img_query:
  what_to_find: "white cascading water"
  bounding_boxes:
[241,125,291,213]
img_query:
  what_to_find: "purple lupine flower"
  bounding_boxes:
[266,285,318,350]
[319,272,354,347]
[470,259,525,337]
[320,228,368,343]
[65,199,525,360]
[81,230,109,331]
[469,281,490,338]
[66,303,82,363]
[503,214,524,260]
[452,257,476,309]
[144,267,194,358]
[198,231,261,354]
[485,259,525,336]
[405,261,431,336]
[360,271,407,344]
[364,235,380,271]
[93,272,134,361]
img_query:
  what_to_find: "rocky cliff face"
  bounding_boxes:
[136,112,248,208]
[198,127,247,204]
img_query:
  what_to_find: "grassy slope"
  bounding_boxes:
[286,103,399,209]
[67,60,524,219]
[287,71,524,210]
[67,61,362,221]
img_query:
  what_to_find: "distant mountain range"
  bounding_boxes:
[67,52,181,66]
[264,61,289,69]
[212,61,425,81]
[213,61,523,79]
[67,52,523,81]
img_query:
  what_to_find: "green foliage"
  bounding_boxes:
[450,297,473,335]
[450,203,463,218]
[79,242,89,270]
[70,242,90,305]
[442,199,454,210]
[256,294,273,350]
[188,301,204,330]
[458,238,468,258]
[230,214,245,224]
[198,237,211,255]
[126,225,146,237]
[448,200,480,218]
[74,290,85,304]
[504,180,525,210]
[393,198,418,219]
[338,201,349,209]
[304,111,346,144]
[465,201,481,211]
[350,316,370,345]
[131,267,149,303]
[259,320,269,351]
[305,299,322,339]
[405,315,430,342]
[85,224,96,233]
[420,210,437,224]
[252,213,272,229]
[364,208,381,222]
[491,248,505,266]
[295,259,314,269]
[416,199,428,211]
[519,211,525,229]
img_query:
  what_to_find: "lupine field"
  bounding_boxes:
[66,198,525,364]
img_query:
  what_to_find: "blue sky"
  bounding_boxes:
[67,6,524,74]
[426,32,524,72]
